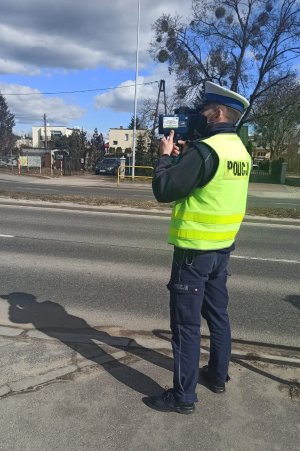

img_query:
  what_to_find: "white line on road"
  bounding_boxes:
[0,234,14,238]
[272,202,300,206]
[232,255,300,264]
[243,222,300,229]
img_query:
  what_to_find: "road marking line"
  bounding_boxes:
[0,234,14,238]
[243,222,299,229]
[232,255,300,264]
[273,202,299,206]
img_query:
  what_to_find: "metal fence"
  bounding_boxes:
[249,167,272,183]
[60,157,83,175]
[117,165,153,185]
[249,161,287,184]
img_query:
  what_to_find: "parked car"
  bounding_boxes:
[0,159,8,167]
[6,158,18,166]
[95,157,121,175]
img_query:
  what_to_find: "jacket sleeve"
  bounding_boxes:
[152,143,218,203]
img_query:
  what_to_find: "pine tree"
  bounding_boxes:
[135,131,159,176]
[135,133,148,166]
[68,129,87,157]
[128,115,142,130]
[91,128,105,159]
[0,94,16,156]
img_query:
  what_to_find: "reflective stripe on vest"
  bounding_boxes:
[172,211,244,225]
[169,228,238,241]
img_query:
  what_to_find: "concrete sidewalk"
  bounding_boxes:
[0,315,299,451]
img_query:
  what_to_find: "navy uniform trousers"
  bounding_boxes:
[167,246,231,404]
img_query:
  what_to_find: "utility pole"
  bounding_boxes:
[43,113,48,151]
[152,80,167,135]
[132,0,140,179]
[44,114,52,176]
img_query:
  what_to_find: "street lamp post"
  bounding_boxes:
[132,0,140,179]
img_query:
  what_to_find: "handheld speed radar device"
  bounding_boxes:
[158,107,199,141]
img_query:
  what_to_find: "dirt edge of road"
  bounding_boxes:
[1,190,299,219]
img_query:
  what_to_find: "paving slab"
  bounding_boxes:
[8,364,78,393]
[0,326,23,337]
[0,336,15,348]
[0,357,298,451]
[0,340,74,386]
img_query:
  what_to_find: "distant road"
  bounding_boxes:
[0,174,299,209]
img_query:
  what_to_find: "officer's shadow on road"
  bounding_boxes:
[285,294,300,311]
[3,291,173,397]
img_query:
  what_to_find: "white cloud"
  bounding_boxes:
[94,67,176,113]
[0,83,85,126]
[0,58,40,75]
[94,79,157,112]
[0,0,191,73]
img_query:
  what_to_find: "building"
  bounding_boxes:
[248,135,271,161]
[32,125,76,149]
[15,135,33,149]
[108,127,149,153]
[252,145,271,160]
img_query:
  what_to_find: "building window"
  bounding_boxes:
[51,131,62,140]
[113,140,118,145]
[124,134,129,141]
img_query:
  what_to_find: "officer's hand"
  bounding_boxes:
[177,140,187,155]
[160,130,180,157]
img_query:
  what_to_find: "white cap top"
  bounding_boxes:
[204,81,249,112]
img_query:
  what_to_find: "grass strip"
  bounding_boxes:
[0,191,299,219]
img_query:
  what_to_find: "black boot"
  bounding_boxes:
[202,365,230,393]
[143,388,195,414]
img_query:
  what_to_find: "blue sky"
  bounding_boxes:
[2,0,299,142]
[0,0,184,140]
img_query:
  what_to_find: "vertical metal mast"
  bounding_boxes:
[132,0,140,179]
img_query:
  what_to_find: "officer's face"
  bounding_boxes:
[200,104,220,124]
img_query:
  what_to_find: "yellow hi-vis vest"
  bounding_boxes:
[168,133,251,250]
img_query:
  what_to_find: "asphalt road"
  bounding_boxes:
[0,175,300,209]
[0,204,299,348]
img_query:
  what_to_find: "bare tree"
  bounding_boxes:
[138,95,178,131]
[252,76,300,159]
[150,0,300,126]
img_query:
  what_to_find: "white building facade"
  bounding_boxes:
[108,127,149,153]
[32,126,75,148]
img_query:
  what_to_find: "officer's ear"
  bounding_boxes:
[216,105,226,121]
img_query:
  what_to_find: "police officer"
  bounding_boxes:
[144,82,251,414]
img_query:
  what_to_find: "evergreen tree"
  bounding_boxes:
[68,129,87,157]
[53,129,88,158]
[128,115,142,130]
[147,132,160,167]
[0,94,16,156]
[135,131,159,173]
[53,134,69,150]
[91,128,105,160]
[135,133,148,166]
